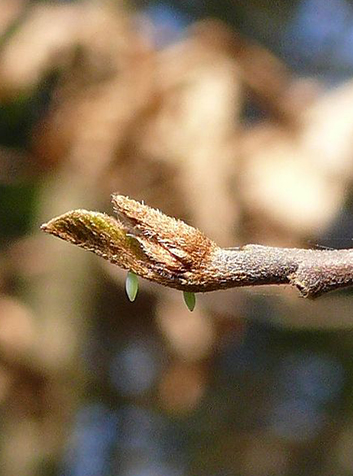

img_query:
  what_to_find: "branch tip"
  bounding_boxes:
[41,195,353,298]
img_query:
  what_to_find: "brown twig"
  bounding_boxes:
[41,194,353,299]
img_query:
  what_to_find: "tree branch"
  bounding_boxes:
[41,194,353,299]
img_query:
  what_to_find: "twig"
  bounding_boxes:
[41,194,353,299]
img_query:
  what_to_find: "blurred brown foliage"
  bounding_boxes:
[1,1,353,475]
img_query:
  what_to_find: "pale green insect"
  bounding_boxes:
[183,291,196,312]
[125,271,139,302]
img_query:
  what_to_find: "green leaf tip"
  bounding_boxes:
[183,291,196,312]
[126,271,139,302]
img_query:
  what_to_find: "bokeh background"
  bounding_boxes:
[2,0,353,475]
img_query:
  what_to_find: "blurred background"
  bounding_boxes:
[2,0,353,475]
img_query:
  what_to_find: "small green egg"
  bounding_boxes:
[183,291,196,312]
[125,271,139,302]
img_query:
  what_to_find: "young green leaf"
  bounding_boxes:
[183,291,196,312]
[126,271,139,302]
